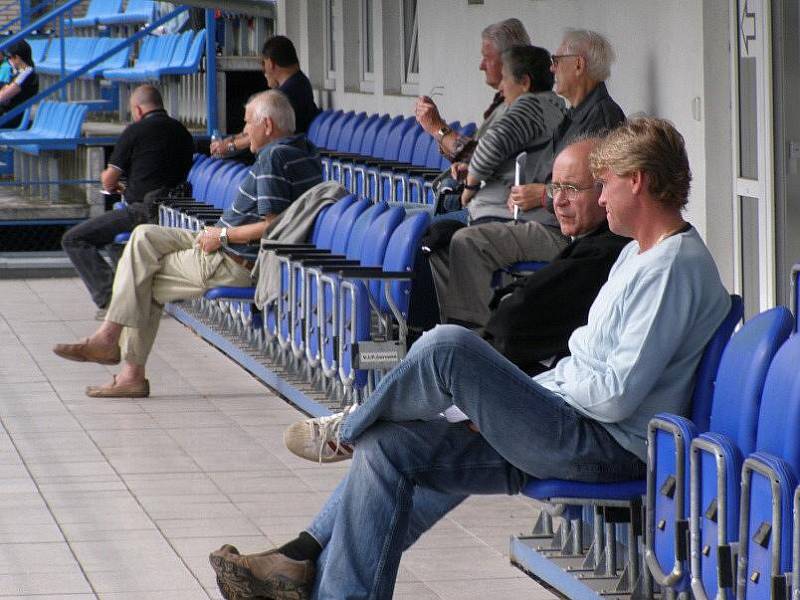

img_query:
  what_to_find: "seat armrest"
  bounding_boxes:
[326,266,415,279]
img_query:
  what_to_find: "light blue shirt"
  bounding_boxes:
[534,227,730,461]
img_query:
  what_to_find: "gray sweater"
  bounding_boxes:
[466,91,565,223]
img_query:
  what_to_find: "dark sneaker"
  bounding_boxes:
[209,544,315,600]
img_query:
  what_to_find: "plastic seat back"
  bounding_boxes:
[314,194,356,250]
[690,307,793,599]
[396,122,423,164]
[345,202,388,260]
[322,111,351,150]
[793,263,800,332]
[347,113,378,154]
[371,116,404,160]
[739,334,800,598]
[335,112,367,153]
[308,110,336,146]
[330,198,370,255]
[358,113,391,157]
[381,116,416,162]
[378,212,431,317]
[689,295,745,431]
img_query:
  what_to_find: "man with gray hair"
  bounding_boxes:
[52,89,322,398]
[436,29,625,330]
[414,18,530,166]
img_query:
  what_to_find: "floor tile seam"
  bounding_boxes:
[8,293,215,600]
[0,408,101,599]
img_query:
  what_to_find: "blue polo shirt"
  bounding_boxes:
[217,134,322,251]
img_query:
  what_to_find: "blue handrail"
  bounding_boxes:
[0,0,57,34]
[0,4,190,129]
[0,0,82,52]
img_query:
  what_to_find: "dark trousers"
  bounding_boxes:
[61,204,151,309]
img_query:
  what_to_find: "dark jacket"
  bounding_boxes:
[483,223,630,374]
[526,82,626,229]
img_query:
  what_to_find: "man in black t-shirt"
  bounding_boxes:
[62,85,194,317]
[210,35,319,157]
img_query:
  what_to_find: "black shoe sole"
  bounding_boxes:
[209,552,311,600]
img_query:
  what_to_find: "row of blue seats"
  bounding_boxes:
[37,36,130,78]
[36,30,205,81]
[156,156,430,403]
[104,30,206,81]
[67,0,155,28]
[0,101,88,154]
[307,109,476,205]
[511,300,800,600]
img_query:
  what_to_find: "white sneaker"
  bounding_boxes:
[284,407,356,463]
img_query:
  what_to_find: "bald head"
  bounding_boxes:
[551,138,607,237]
[130,85,164,121]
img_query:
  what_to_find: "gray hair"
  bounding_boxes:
[247,89,296,134]
[481,18,530,53]
[561,29,615,82]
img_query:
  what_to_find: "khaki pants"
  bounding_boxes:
[430,221,568,327]
[106,224,253,365]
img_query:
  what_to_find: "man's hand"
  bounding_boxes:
[507,183,546,214]
[415,96,446,136]
[450,161,468,180]
[209,138,226,158]
[195,227,222,253]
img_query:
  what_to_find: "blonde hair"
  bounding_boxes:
[590,117,691,209]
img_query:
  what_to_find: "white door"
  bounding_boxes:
[731,0,776,318]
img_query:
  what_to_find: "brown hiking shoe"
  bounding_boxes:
[209,544,315,600]
[53,338,120,365]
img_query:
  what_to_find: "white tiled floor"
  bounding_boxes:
[0,277,557,599]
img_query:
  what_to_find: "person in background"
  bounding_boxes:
[211,35,319,156]
[0,50,14,85]
[0,40,38,129]
[61,85,194,319]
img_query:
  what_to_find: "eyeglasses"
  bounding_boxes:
[546,182,600,201]
[550,54,580,67]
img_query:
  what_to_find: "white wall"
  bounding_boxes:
[283,0,739,277]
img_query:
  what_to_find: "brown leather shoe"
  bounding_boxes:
[53,338,120,365]
[85,376,149,398]
[209,544,314,600]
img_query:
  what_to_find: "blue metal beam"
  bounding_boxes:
[0,5,190,129]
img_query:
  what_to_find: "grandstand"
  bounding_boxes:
[1,1,800,599]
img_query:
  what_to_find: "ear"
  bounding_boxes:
[522,74,533,92]
[263,116,275,137]
[575,54,587,76]
[630,170,646,196]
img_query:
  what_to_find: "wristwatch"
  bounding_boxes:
[226,141,236,154]
[436,125,452,141]
[219,227,228,247]
[463,182,481,191]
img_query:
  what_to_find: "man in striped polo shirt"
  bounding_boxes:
[52,90,322,398]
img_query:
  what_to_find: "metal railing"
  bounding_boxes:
[0,3,190,130]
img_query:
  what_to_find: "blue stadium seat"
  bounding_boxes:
[0,102,89,154]
[79,37,132,79]
[147,29,206,77]
[67,0,123,27]
[688,306,793,600]
[515,296,742,596]
[336,211,430,400]
[99,0,156,26]
[26,38,49,64]
[736,333,800,599]
[793,262,799,332]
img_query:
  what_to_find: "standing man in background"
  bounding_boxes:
[211,35,319,157]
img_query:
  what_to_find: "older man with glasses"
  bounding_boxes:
[434,29,625,330]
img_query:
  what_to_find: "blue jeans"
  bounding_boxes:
[310,325,645,599]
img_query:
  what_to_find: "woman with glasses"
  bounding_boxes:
[454,44,566,225]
